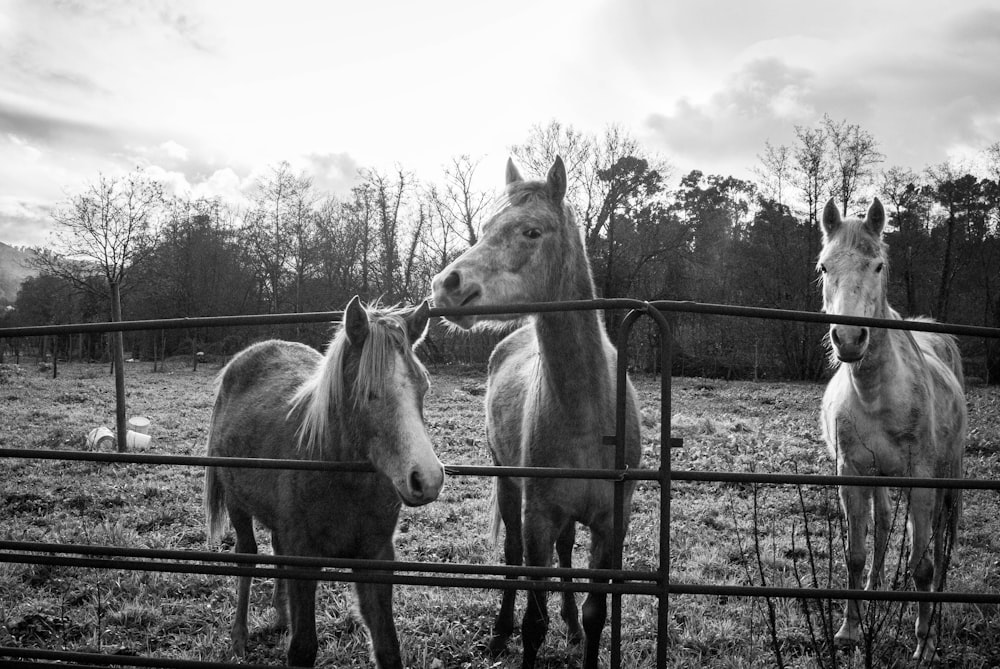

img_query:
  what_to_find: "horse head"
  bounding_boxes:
[818,198,888,364]
[346,297,444,506]
[431,156,575,329]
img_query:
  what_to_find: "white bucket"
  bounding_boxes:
[126,430,152,449]
[86,426,116,450]
[128,416,151,435]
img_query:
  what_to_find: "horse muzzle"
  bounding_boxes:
[831,324,869,363]
[431,268,481,329]
[396,460,445,507]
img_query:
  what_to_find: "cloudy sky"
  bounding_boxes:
[2,0,999,248]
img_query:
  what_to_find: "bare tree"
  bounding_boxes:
[436,155,492,247]
[754,140,793,208]
[510,121,671,248]
[40,168,163,451]
[243,162,315,314]
[821,114,884,215]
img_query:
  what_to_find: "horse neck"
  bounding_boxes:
[532,243,613,403]
[846,297,905,396]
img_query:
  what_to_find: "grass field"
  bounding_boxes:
[1,358,999,668]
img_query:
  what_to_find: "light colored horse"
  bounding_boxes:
[431,157,641,669]
[204,296,444,668]
[818,198,966,662]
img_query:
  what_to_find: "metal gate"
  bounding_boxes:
[2,298,999,668]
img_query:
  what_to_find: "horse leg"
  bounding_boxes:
[556,522,582,645]
[489,476,522,657]
[354,576,403,669]
[285,578,319,667]
[867,486,891,591]
[582,525,613,669]
[521,505,556,669]
[230,508,256,657]
[909,487,938,662]
[271,531,289,630]
[934,485,961,592]
[834,484,871,646]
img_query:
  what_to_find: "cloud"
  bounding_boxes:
[299,152,362,198]
[0,98,115,149]
[644,58,820,177]
[642,5,1000,179]
[160,140,189,162]
[191,168,252,207]
[0,197,54,249]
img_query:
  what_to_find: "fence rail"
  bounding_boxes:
[2,298,999,668]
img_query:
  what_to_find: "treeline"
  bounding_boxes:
[5,118,1000,382]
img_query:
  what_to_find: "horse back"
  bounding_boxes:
[913,327,965,392]
[209,340,320,460]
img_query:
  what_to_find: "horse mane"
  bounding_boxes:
[494,178,571,220]
[825,217,888,262]
[288,305,416,458]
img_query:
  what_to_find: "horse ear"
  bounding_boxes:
[505,157,522,186]
[866,197,886,236]
[405,300,430,347]
[344,295,369,347]
[547,155,567,205]
[821,198,841,240]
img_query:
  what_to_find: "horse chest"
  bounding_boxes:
[286,472,399,556]
[823,377,929,477]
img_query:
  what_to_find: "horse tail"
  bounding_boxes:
[204,380,229,545]
[945,335,965,391]
[204,465,228,545]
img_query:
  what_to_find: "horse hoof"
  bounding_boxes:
[913,642,939,663]
[487,634,509,658]
[833,621,860,648]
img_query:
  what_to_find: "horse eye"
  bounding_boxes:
[819,264,827,274]
[523,228,542,239]
[875,262,884,273]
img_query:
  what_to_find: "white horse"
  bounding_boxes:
[818,198,966,662]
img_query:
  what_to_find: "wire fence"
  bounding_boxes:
[2,299,999,669]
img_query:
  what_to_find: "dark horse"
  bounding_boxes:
[432,157,641,668]
[204,296,445,667]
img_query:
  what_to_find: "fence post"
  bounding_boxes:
[111,282,128,452]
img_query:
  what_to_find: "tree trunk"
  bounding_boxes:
[935,205,956,320]
[111,281,128,452]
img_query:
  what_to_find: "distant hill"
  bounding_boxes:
[0,242,39,304]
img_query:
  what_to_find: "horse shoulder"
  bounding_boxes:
[486,326,536,468]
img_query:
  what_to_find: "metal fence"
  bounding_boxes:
[2,298,999,669]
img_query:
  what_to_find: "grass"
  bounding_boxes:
[2,359,1000,667]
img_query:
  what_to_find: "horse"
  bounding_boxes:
[431,156,641,669]
[818,198,967,662]
[203,296,445,668]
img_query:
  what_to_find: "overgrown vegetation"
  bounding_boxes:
[2,361,999,667]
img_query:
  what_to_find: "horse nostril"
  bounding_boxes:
[409,470,424,498]
[443,271,460,291]
[858,329,868,346]
[831,328,842,347]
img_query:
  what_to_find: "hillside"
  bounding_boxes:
[0,241,38,304]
